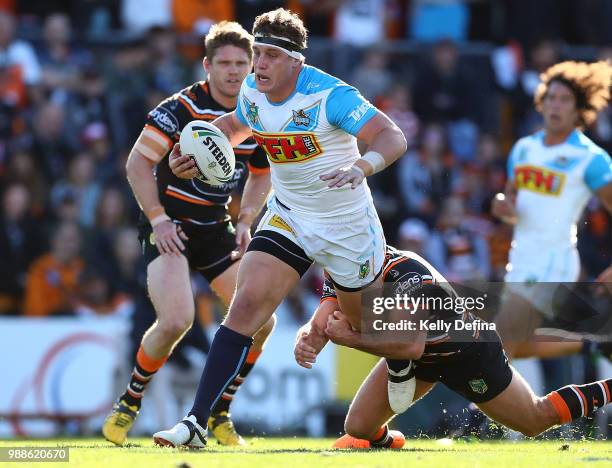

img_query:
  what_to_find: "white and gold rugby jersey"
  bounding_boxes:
[507,129,612,252]
[235,65,378,218]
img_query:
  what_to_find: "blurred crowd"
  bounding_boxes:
[0,0,611,323]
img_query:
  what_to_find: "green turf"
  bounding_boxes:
[0,438,611,467]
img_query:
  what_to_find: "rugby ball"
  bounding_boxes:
[179,120,235,186]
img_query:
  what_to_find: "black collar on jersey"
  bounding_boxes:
[254,34,304,53]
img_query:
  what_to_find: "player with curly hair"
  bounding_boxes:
[492,60,612,361]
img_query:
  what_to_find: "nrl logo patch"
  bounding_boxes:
[247,101,259,125]
[468,378,488,395]
[243,97,259,125]
[292,109,310,127]
[358,260,370,280]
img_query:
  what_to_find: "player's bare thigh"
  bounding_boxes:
[210,260,276,350]
[345,359,435,439]
[223,250,301,337]
[494,290,543,357]
[143,254,194,357]
[335,275,384,330]
[476,367,558,437]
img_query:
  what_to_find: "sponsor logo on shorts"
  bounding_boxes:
[468,378,488,395]
[253,131,323,164]
[268,214,295,234]
[514,165,565,195]
[358,259,370,280]
[149,107,178,134]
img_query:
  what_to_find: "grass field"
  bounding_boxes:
[1,438,611,467]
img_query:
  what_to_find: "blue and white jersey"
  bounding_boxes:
[507,129,612,252]
[235,65,378,218]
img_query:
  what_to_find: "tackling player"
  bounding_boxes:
[491,61,612,361]
[102,22,274,446]
[294,246,612,448]
[153,8,407,447]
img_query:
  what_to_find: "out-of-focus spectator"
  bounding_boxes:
[52,191,80,224]
[591,47,612,153]
[0,183,44,314]
[0,10,41,107]
[37,13,93,102]
[50,151,102,227]
[146,26,190,95]
[107,226,144,295]
[173,0,234,35]
[84,186,130,272]
[75,266,132,317]
[81,122,115,181]
[23,221,85,316]
[457,133,506,214]
[30,100,74,182]
[350,47,393,104]
[103,39,149,149]
[512,39,560,134]
[121,0,172,34]
[334,0,388,47]
[2,148,48,216]
[409,0,469,42]
[397,218,429,257]
[578,200,612,279]
[69,0,122,37]
[413,39,476,125]
[379,83,420,149]
[66,66,109,138]
[397,122,461,225]
[427,196,491,281]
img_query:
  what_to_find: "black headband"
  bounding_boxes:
[254,34,304,53]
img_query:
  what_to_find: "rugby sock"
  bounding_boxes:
[369,425,393,448]
[212,350,261,415]
[546,379,612,423]
[121,346,168,408]
[386,359,412,373]
[189,325,253,426]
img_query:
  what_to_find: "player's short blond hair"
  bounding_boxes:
[253,8,308,50]
[534,60,612,128]
[205,21,253,61]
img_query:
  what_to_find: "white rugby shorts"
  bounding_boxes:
[503,246,580,316]
[255,196,386,290]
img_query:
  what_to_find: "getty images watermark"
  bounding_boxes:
[370,293,496,334]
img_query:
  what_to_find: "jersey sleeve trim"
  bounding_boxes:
[247,162,271,175]
[584,151,612,191]
[319,296,339,304]
[144,124,174,147]
[382,257,410,281]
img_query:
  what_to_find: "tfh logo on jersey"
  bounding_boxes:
[514,165,566,195]
[252,131,323,164]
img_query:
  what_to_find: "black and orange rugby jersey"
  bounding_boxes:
[145,81,269,225]
[321,246,481,363]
